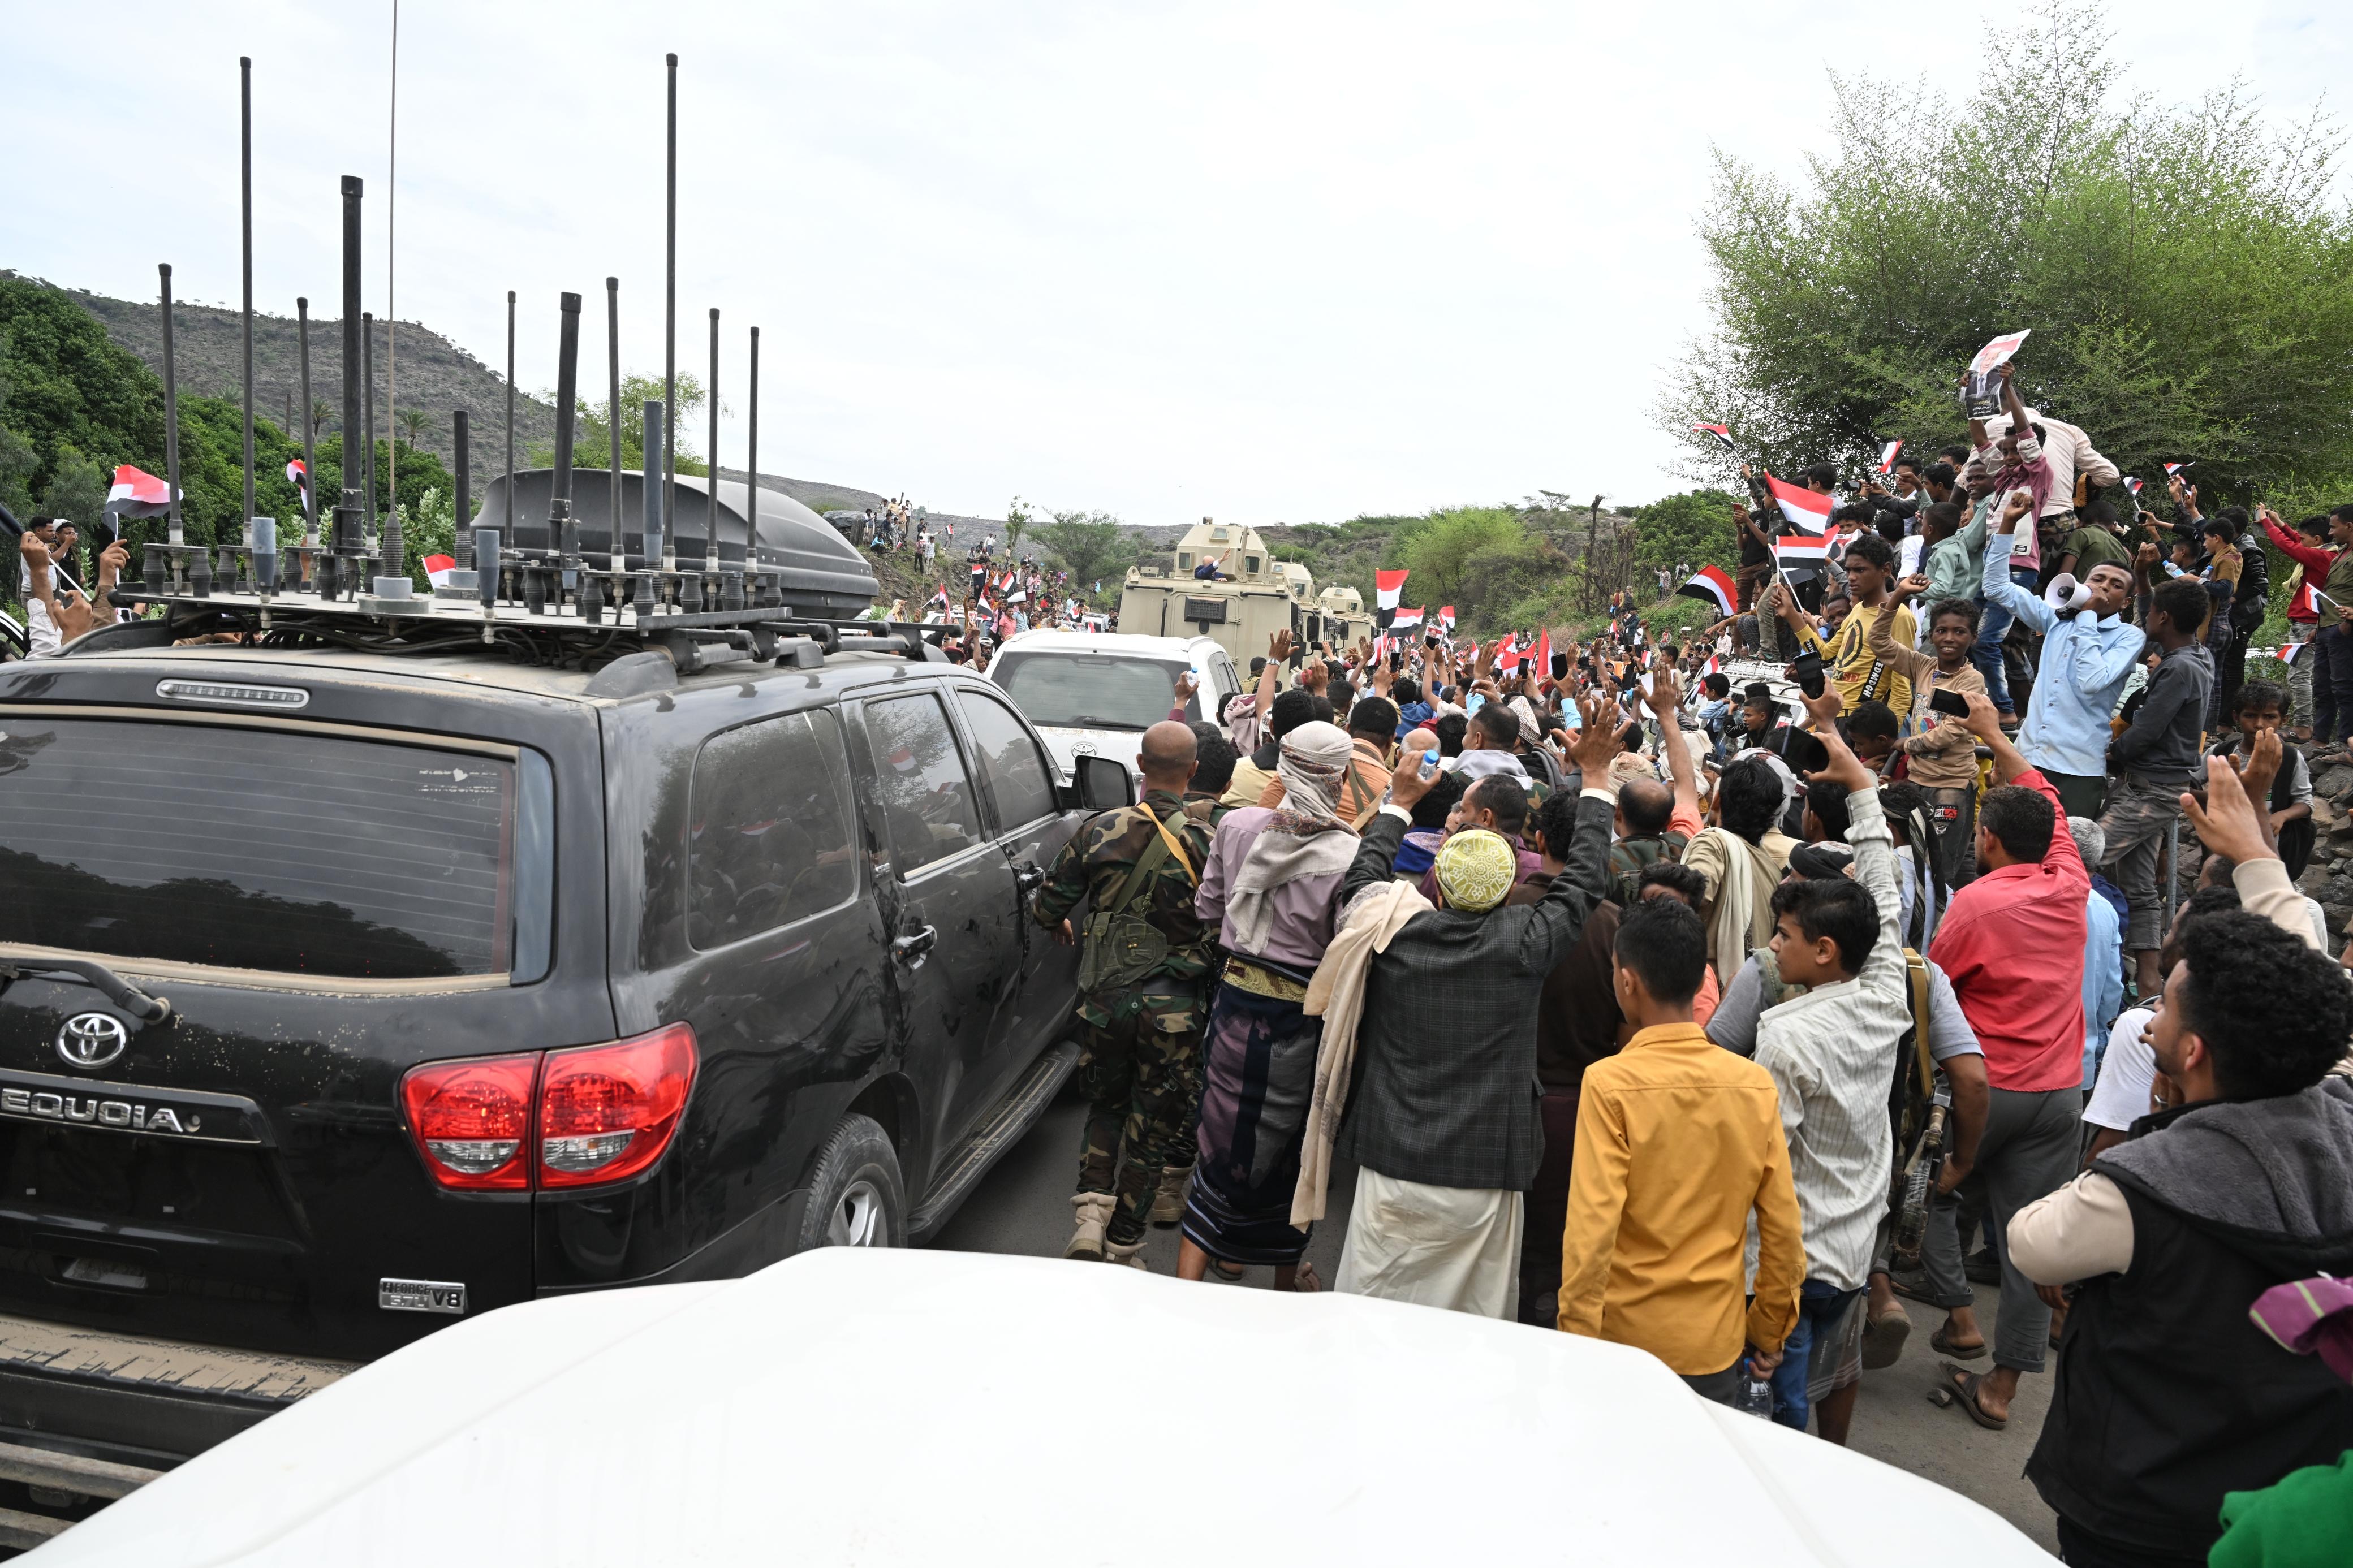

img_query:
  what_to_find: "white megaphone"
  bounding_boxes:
[2045,572,2094,614]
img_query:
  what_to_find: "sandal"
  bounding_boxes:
[1862,1306,1911,1371]
[1286,1260,1324,1294]
[1931,1360,2009,1430]
[1204,1258,1246,1283]
[1930,1325,1987,1360]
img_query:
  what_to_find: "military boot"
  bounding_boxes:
[1104,1236,1150,1271]
[1148,1161,1195,1227]
[1066,1192,1114,1260]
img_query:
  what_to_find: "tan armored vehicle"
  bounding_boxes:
[1119,519,1365,662]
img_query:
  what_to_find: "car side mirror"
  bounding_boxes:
[1074,754,1134,813]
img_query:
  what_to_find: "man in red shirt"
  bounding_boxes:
[1919,693,2088,1432]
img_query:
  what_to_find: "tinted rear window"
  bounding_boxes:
[992,653,1199,731]
[0,718,552,980]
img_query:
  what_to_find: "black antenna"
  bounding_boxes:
[747,323,761,605]
[239,57,256,532]
[453,406,471,587]
[708,305,726,607]
[547,290,583,618]
[333,175,364,599]
[158,265,184,562]
[296,295,317,586]
[662,52,678,576]
[637,399,663,617]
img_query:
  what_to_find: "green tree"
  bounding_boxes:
[1387,506,1527,611]
[1006,496,1035,559]
[1038,511,1128,589]
[397,486,456,581]
[396,408,430,448]
[36,443,108,532]
[1629,490,1740,574]
[532,372,708,474]
[1655,0,2353,503]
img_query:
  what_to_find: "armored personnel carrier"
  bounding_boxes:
[1118,519,1364,663]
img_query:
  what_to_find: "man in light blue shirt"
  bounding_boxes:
[2070,818,2124,1088]
[1980,494,2144,820]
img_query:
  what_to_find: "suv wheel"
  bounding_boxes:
[795,1114,906,1251]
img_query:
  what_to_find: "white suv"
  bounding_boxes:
[988,630,1242,781]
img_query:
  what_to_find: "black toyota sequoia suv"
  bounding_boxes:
[0,474,1126,1478]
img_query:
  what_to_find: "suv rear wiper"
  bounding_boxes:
[0,956,171,1022]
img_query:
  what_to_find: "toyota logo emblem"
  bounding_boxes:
[56,1014,130,1072]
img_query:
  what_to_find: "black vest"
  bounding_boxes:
[2027,1179,2353,1557]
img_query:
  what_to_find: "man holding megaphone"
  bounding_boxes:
[1977,492,2143,823]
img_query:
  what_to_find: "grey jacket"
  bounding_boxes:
[2112,641,2214,789]
[1335,792,1613,1191]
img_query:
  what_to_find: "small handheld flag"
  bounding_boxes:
[1676,565,1738,617]
[104,465,175,518]
[1691,423,1738,454]
[285,457,310,509]
[1390,606,1424,633]
[423,553,456,589]
[1375,568,1409,628]
[1876,439,1903,474]
[1439,605,1456,632]
[1765,474,1833,534]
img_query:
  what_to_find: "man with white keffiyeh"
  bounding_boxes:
[1178,722,1360,1291]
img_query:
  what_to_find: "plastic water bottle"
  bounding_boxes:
[1734,1358,1774,1420]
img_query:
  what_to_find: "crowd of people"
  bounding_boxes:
[1028,361,2353,1566]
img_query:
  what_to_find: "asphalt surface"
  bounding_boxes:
[936,1094,2062,1557]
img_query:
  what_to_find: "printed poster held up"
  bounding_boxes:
[1961,329,2032,418]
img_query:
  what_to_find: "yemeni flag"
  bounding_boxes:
[286,457,311,511]
[1535,628,1553,679]
[423,553,456,589]
[105,464,175,517]
[1496,634,1524,673]
[1876,439,1903,474]
[1691,423,1738,455]
[1775,533,1833,573]
[1374,568,1409,628]
[1765,474,1833,534]
[1391,606,1424,633]
[928,584,951,611]
[1677,565,1737,616]
[2124,477,2144,497]
[1439,605,1455,632]
[2165,462,2194,478]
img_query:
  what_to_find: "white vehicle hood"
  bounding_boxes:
[31,1249,2054,1567]
[1031,723,1146,780]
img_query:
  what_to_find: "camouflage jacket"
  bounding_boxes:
[1032,791,1214,1018]
[1608,830,1690,907]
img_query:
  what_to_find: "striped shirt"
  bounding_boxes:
[1751,785,1910,1290]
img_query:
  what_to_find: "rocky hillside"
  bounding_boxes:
[20,273,999,534]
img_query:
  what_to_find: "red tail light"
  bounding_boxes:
[537,1025,699,1188]
[398,1026,698,1193]
[400,1053,538,1191]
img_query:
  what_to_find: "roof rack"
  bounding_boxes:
[69,584,949,679]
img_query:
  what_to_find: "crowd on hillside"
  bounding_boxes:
[1029,361,2353,1567]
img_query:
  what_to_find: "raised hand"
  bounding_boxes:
[2182,751,2277,866]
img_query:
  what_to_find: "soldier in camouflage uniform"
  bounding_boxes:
[1031,721,1214,1267]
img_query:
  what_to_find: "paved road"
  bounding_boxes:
[937,1093,2061,1556]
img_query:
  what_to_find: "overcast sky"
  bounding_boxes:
[7,1,2343,527]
